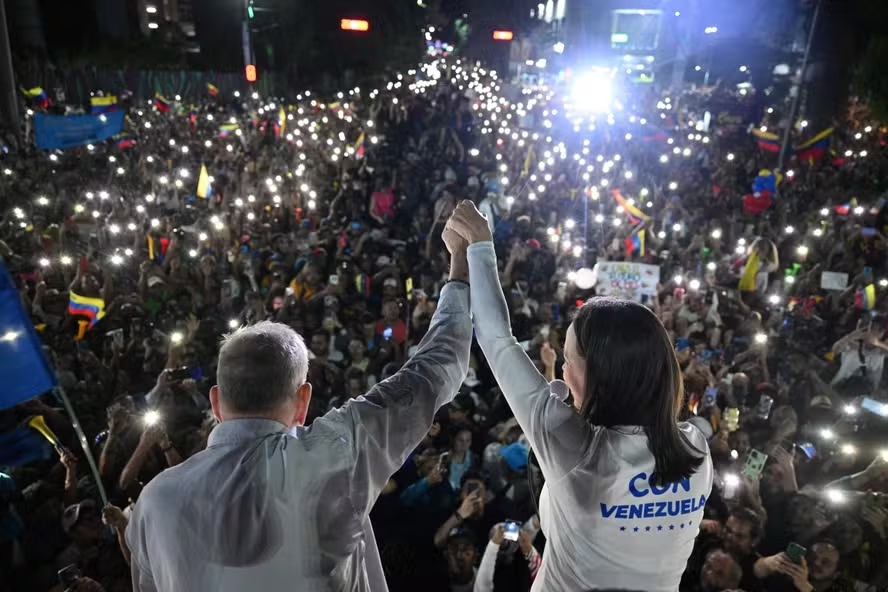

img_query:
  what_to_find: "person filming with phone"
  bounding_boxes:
[445,201,713,592]
[433,473,505,552]
[125,228,474,592]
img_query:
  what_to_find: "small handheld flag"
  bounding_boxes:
[196,165,212,198]
[153,93,170,113]
[611,189,650,225]
[114,133,136,149]
[67,291,106,328]
[752,128,780,153]
[23,87,50,109]
[795,128,833,163]
[277,107,286,138]
[355,132,366,159]
[855,284,876,310]
[218,123,238,137]
[207,83,219,97]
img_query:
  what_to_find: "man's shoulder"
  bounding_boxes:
[137,448,216,506]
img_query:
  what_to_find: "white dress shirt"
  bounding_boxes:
[126,282,472,592]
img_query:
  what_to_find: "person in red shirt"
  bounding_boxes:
[376,299,407,345]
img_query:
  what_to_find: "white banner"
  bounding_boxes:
[820,271,848,291]
[595,260,661,302]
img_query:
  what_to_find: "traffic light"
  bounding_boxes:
[340,18,370,32]
[492,30,514,41]
[245,64,257,82]
[247,0,255,18]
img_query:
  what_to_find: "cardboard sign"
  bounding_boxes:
[595,260,660,302]
[820,271,848,291]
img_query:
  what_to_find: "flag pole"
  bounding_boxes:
[776,0,823,178]
[54,386,109,506]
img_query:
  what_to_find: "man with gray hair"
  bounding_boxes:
[126,230,474,591]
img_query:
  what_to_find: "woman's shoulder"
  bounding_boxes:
[677,421,712,451]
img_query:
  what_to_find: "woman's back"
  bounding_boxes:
[460,237,715,592]
[534,424,713,592]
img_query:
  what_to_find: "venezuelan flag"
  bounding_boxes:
[90,95,118,114]
[23,87,50,109]
[612,189,650,225]
[855,283,876,310]
[623,229,646,257]
[114,133,136,149]
[218,123,238,137]
[196,164,212,198]
[795,127,833,163]
[207,83,219,97]
[833,198,857,216]
[752,128,780,152]
[68,291,106,328]
[355,132,366,159]
[153,93,170,113]
[355,273,372,297]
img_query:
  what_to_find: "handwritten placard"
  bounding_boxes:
[596,260,661,302]
[820,271,848,291]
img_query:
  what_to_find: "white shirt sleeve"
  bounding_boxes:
[473,541,500,592]
[467,242,594,483]
[321,282,473,516]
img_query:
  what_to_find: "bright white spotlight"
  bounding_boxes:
[570,70,613,113]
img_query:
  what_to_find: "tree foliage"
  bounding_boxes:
[854,34,888,121]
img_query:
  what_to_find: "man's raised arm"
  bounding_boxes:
[322,229,473,515]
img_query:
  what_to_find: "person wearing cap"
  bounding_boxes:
[56,500,106,573]
[446,201,713,592]
[125,230,473,592]
[444,529,478,592]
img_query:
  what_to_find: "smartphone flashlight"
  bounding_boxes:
[143,410,161,426]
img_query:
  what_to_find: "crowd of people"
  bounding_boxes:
[0,55,887,592]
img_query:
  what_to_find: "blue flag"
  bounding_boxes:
[0,260,56,410]
[33,110,125,150]
[0,427,52,466]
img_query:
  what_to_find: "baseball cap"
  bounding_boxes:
[447,528,474,547]
[499,442,529,474]
[62,499,97,534]
[147,276,165,288]
[383,277,398,288]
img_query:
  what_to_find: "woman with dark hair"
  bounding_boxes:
[446,201,713,591]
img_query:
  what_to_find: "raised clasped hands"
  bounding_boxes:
[445,200,493,245]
